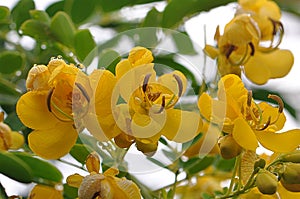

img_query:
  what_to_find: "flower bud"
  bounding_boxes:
[282,163,300,184]
[78,174,105,199]
[280,151,300,163]
[218,135,242,159]
[281,180,300,192]
[256,170,278,195]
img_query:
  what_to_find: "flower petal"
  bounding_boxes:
[16,91,59,130]
[67,173,84,188]
[28,123,77,159]
[232,118,258,150]
[128,46,153,67]
[161,109,202,143]
[255,129,300,152]
[28,185,63,199]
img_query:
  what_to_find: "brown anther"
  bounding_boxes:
[47,88,54,112]
[173,74,183,97]
[247,90,253,107]
[75,82,90,102]
[249,42,255,56]
[156,96,165,114]
[225,44,237,58]
[259,116,271,131]
[268,94,284,113]
[269,18,284,36]
[143,74,151,93]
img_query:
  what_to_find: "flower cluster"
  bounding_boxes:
[204,0,294,84]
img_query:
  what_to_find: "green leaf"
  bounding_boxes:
[65,0,97,24]
[98,0,163,12]
[13,152,63,183]
[20,19,52,41]
[69,143,93,164]
[214,156,236,172]
[0,6,10,21]
[0,183,8,199]
[0,79,20,96]
[0,51,24,75]
[162,0,235,28]
[182,156,215,175]
[0,94,19,105]
[0,151,33,183]
[98,49,121,74]
[142,7,162,27]
[29,10,51,24]
[63,183,78,199]
[46,1,65,17]
[171,31,197,55]
[74,29,96,62]
[50,11,76,48]
[11,0,35,30]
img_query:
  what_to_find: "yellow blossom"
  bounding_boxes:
[198,74,300,154]
[0,112,24,150]
[16,58,91,159]
[111,47,202,155]
[67,152,141,199]
[28,184,63,199]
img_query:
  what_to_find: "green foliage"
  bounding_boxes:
[69,143,93,164]
[0,51,24,75]
[74,29,96,62]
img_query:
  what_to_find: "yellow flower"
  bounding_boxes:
[0,112,24,150]
[67,152,141,199]
[112,47,202,155]
[28,184,63,199]
[16,58,91,159]
[238,0,281,41]
[204,6,294,85]
[198,74,300,153]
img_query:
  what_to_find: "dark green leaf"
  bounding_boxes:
[63,183,78,199]
[214,156,236,172]
[69,143,93,164]
[0,151,33,183]
[66,0,97,24]
[182,133,203,151]
[29,10,50,24]
[142,7,162,27]
[13,152,63,183]
[46,1,65,17]
[0,94,19,105]
[50,11,76,48]
[0,51,24,74]
[275,0,300,16]
[98,0,163,13]
[98,49,121,74]
[4,111,24,131]
[20,19,52,41]
[172,31,197,55]
[183,156,215,175]
[0,6,9,21]
[0,79,20,96]
[0,183,8,199]
[162,0,235,28]
[11,0,35,30]
[252,89,297,118]
[74,29,96,62]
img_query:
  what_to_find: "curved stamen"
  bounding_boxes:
[247,90,252,107]
[225,45,237,58]
[143,74,151,93]
[228,43,250,66]
[156,96,165,114]
[47,88,54,112]
[249,42,255,56]
[258,116,271,131]
[173,74,183,97]
[75,82,90,102]
[259,18,284,51]
[268,94,284,113]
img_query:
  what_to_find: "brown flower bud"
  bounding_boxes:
[282,163,300,184]
[218,135,242,159]
[281,180,300,192]
[256,170,278,195]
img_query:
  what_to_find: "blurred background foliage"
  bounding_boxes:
[0,0,300,198]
